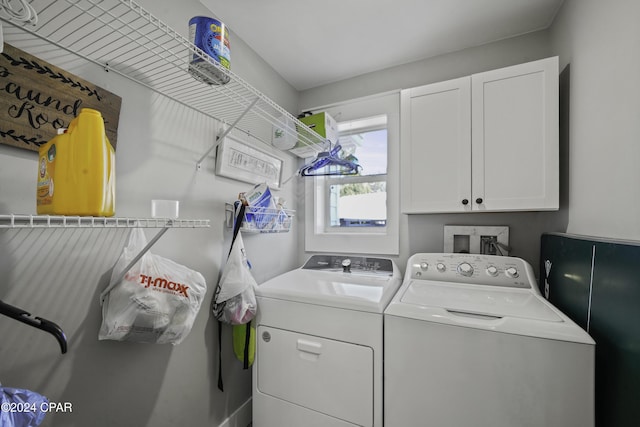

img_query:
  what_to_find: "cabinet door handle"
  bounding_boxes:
[462,199,469,205]
[476,198,483,204]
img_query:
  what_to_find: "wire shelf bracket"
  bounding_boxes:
[98,225,170,305]
[196,96,260,170]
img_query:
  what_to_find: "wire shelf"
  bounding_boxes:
[0,214,210,229]
[0,0,327,155]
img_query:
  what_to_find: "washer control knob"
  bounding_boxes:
[505,267,519,278]
[420,262,429,271]
[436,263,447,273]
[457,262,474,277]
[342,258,352,273]
[486,266,499,277]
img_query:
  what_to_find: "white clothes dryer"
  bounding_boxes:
[253,255,402,427]
[384,253,595,427]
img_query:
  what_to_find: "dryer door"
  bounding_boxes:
[257,326,374,426]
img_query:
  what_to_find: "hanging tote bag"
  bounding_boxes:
[212,203,258,391]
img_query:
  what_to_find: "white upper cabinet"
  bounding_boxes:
[401,57,559,214]
[472,57,559,212]
[400,77,472,213]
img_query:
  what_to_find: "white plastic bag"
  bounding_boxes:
[213,232,258,325]
[99,227,207,345]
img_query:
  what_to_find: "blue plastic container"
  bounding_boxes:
[188,16,231,85]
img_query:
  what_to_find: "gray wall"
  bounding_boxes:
[549,0,640,241]
[0,1,299,426]
[299,30,552,109]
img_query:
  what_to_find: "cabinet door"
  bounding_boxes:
[400,77,471,213]
[471,57,559,211]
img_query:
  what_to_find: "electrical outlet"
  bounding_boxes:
[444,225,509,255]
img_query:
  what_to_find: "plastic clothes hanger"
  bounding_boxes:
[298,144,361,177]
[0,300,67,354]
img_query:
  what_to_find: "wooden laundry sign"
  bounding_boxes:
[0,43,122,151]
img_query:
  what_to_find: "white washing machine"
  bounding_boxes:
[384,253,595,427]
[253,255,402,427]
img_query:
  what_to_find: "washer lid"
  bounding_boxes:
[387,280,595,344]
[400,280,562,322]
[256,267,402,313]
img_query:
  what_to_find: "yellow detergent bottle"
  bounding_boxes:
[36,108,116,216]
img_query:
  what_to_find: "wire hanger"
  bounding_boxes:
[0,299,67,354]
[298,143,361,177]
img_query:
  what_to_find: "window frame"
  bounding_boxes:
[303,91,400,255]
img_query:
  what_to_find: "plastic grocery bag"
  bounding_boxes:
[213,205,257,392]
[99,227,207,345]
[212,232,257,325]
[0,386,48,427]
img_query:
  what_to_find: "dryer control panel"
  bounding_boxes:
[303,255,394,276]
[407,253,535,289]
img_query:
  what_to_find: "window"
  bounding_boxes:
[327,116,388,229]
[304,91,399,255]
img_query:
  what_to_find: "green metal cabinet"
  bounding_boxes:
[541,233,640,427]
